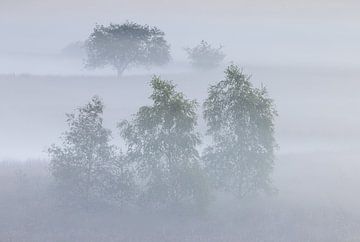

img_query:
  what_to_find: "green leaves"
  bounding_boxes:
[48,65,277,210]
[119,76,206,209]
[203,64,277,197]
[48,96,133,207]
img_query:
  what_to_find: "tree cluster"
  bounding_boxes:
[48,65,277,211]
[84,22,226,76]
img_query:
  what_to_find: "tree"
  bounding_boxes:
[185,40,225,70]
[48,96,132,207]
[61,41,86,59]
[203,65,277,198]
[85,22,171,77]
[119,77,209,210]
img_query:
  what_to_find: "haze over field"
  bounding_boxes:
[1,1,360,241]
[1,0,360,68]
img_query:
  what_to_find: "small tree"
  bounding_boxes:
[48,96,132,207]
[85,22,171,77]
[185,40,225,70]
[61,41,85,59]
[203,65,277,198]
[119,77,209,210]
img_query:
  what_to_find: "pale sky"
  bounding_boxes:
[1,0,360,159]
[2,0,359,17]
[1,0,360,66]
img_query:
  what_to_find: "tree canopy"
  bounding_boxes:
[47,65,277,210]
[119,77,209,209]
[203,65,277,197]
[185,40,225,70]
[85,22,171,76]
[48,96,132,206]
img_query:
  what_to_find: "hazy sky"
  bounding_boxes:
[2,0,359,21]
[1,0,360,159]
[1,0,360,66]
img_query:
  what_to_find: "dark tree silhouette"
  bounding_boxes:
[85,22,171,77]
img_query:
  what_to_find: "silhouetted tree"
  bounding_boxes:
[119,77,209,210]
[48,96,132,207]
[185,40,225,70]
[85,22,171,77]
[203,65,277,198]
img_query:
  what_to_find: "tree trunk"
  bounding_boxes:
[115,61,130,78]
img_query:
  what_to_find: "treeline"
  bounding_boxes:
[65,21,226,76]
[48,65,277,211]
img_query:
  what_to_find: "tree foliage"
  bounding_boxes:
[85,22,171,76]
[119,77,209,209]
[48,96,132,206]
[203,65,277,197]
[185,40,225,70]
[47,65,278,210]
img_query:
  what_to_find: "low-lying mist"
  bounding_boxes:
[2,4,360,241]
[2,66,360,241]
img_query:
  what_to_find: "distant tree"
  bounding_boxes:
[185,40,225,70]
[61,41,86,59]
[85,22,171,77]
[119,77,209,210]
[48,96,132,207]
[203,65,277,198]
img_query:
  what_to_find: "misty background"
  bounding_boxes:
[2,0,360,159]
[1,0,360,69]
[2,1,360,241]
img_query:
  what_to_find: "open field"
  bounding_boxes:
[1,155,360,242]
[2,66,360,241]
[1,65,360,158]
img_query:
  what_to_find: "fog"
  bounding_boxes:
[1,0,360,241]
